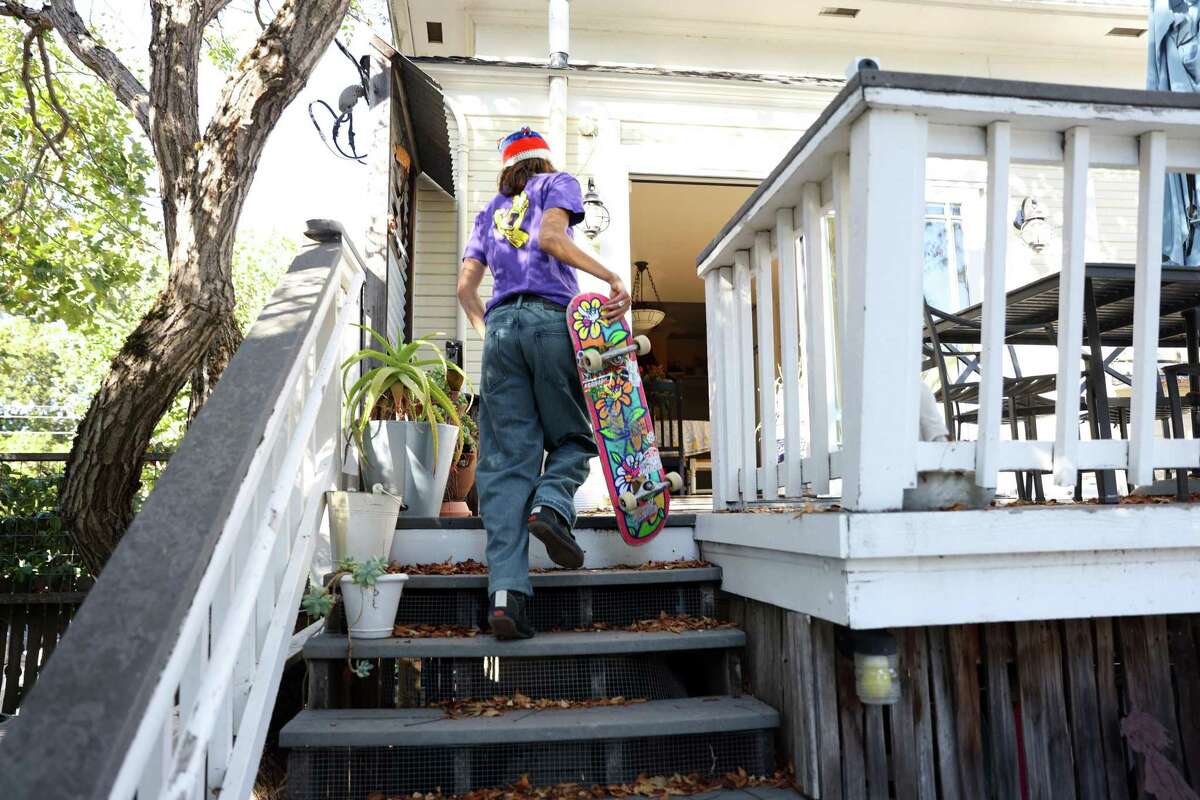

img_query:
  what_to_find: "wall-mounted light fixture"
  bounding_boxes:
[1013,197,1051,253]
[582,178,611,240]
[850,629,900,705]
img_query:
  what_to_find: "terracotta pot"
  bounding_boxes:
[440,500,472,517]
[444,448,478,502]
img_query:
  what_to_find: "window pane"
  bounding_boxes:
[924,220,952,309]
[925,202,946,216]
[953,221,970,306]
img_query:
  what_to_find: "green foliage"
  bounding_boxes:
[0,462,60,517]
[351,556,388,588]
[301,586,335,618]
[0,233,295,454]
[0,28,157,329]
[341,329,465,464]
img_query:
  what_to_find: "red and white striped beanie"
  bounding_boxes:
[499,127,553,169]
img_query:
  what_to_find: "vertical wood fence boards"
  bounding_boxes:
[0,533,89,716]
[727,596,1200,799]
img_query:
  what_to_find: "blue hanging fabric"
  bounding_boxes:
[1149,0,1200,265]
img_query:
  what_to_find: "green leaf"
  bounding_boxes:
[302,588,335,618]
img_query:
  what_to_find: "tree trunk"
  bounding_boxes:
[49,0,352,575]
[188,312,244,422]
[60,274,222,575]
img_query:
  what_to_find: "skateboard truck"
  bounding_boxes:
[581,335,651,373]
[618,471,684,513]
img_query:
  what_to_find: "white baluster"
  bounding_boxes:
[733,251,757,501]
[832,152,851,374]
[842,109,928,511]
[1130,130,1167,485]
[776,207,806,497]
[975,121,1012,489]
[754,231,779,499]
[800,184,831,495]
[704,270,726,507]
[716,267,740,504]
[1054,126,1091,486]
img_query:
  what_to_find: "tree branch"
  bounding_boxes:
[194,0,350,259]
[41,1,150,135]
[21,28,71,162]
[2,0,151,135]
[147,0,207,255]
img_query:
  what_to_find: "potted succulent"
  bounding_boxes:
[303,557,409,677]
[343,329,464,517]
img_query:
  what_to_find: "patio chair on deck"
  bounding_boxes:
[647,378,686,491]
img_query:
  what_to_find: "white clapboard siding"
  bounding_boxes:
[413,178,458,347]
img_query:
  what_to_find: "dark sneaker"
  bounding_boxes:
[489,590,535,640]
[528,506,585,569]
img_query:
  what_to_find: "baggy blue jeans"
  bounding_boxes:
[477,295,597,597]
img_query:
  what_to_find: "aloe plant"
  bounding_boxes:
[341,328,466,465]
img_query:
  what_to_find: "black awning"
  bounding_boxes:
[394,51,454,197]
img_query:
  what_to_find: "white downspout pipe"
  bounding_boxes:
[446,96,470,344]
[548,0,569,163]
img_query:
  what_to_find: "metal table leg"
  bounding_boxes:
[1084,277,1119,503]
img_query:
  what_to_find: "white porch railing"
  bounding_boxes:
[699,70,1200,512]
[0,220,364,799]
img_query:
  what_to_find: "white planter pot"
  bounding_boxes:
[339,573,408,639]
[360,421,459,518]
[326,489,402,565]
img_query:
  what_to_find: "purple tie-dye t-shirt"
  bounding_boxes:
[463,171,586,314]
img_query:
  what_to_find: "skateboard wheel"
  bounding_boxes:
[582,349,604,372]
[618,492,639,513]
[666,472,684,494]
[634,335,651,356]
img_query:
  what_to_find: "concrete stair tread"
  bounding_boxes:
[280,696,778,748]
[403,566,721,590]
[304,627,745,659]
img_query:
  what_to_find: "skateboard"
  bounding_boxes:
[566,292,683,546]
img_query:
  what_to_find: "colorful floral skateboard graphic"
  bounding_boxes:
[567,293,682,546]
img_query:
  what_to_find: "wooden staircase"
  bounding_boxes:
[280,518,794,800]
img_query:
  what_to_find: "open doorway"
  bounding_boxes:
[628,177,755,492]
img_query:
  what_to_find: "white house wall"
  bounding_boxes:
[412,61,1144,388]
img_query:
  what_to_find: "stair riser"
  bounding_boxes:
[388,526,698,569]
[307,651,742,709]
[327,582,718,634]
[286,730,774,799]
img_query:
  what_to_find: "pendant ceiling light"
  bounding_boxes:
[631,260,665,332]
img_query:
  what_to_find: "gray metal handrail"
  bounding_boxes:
[0,220,364,799]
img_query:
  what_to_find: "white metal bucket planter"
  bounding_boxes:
[360,420,458,518]
[339,573,408,639]
[326,487,403,564]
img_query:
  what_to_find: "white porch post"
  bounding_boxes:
[842,109,928,511]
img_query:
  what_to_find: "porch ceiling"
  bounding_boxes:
[394,0,1147,64]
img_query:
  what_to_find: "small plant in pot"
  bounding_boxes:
[430,367,479,517]
[343,329,466,518]
[302,557,409,678]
